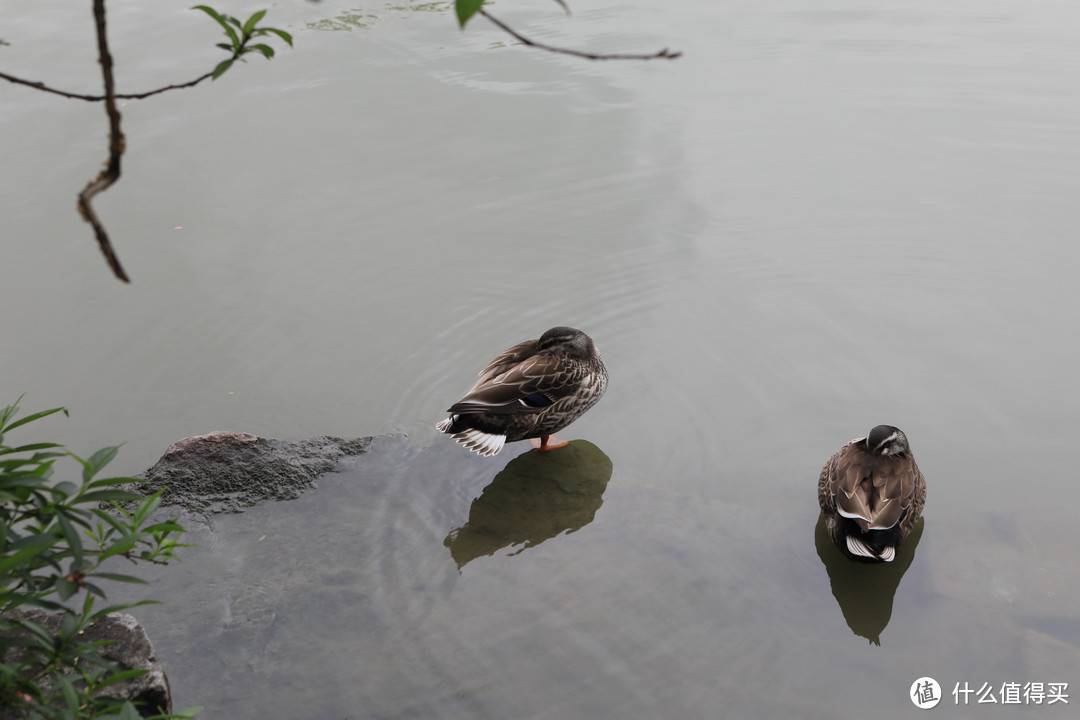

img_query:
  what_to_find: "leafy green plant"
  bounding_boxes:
[0,398,196,719]
[193,6,294,79]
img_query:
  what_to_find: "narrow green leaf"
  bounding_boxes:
[10,617,56,646]
[88,475,141,489]
[211,58,234,79]
[84,581,108,599]
[0,475,48,491]
[78,489,142,504]
[99,535,137,560]
[57,511,84,567]
[194,5,240,49]
[88,600,157,619]
[3,405,67,432]
[455,0,485,28]
[60,611,77,637]
[55,674,80,709]
[82,587,97,616]
[92,572,149,585]
[551,0,571,15]
[191,5,223,24]
[56,576,79,601]
[0,396,23,428]
[6,442,65,453]
[89,507,129,532]
[142,520,185,534]
[95,668,150,690]
[118,701,145,720]
[260,27,293,47]
[81,445,120,482]
[242,9,268,36]
[2,595,67,613]
[0,536,55,575]
[133,493,163,524]
[52,481,79,498]
[249,43,275,59]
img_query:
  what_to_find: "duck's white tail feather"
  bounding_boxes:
[845,535,896,562]
[453,428,505,457]
[435,416,506,456]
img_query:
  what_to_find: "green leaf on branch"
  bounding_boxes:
[455,0,486,28]
[243,10,268,36]
[77,445,121,483]
[78,489,143,504]
[194,5,240,50]
[250,43,275,59]
[259,27,293,47]
[2,405,68,434]
[196,5,293,80]
[211,59,234,79]
[92,572,149,585]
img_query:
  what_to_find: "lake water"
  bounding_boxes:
[3,0,1079,717]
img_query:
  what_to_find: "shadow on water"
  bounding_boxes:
[444,440,613,569]
[814,514,924,646]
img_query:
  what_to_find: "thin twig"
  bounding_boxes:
[479,9,682,61]
[0,69,215,102]
[76,0,129,283]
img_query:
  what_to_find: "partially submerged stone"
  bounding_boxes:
[129,431,374,514]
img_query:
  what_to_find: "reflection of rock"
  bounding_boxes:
[0,610,171,717]
[126,431,373,514]
[814,514,923,645]
[445,440,613,568]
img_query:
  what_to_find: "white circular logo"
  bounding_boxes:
[911,677,942,709]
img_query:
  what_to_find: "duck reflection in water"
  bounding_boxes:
[815,514,925,645]
[445,440,612,569]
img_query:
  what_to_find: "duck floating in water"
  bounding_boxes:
[436,326,608,457]
[818,425,927,562]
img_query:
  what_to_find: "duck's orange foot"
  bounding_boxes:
[530,435,570,451]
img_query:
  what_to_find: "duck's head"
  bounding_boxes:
[866,425,910,456]
[538,326,595,359]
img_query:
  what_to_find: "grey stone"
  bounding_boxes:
[128,431,373,514]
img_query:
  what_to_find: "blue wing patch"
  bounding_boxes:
[520,392,554,408]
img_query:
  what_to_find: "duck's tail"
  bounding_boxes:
[435,416,506,457]
[845,534,896,562]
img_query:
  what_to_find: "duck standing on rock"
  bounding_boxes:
[436,327,608,457]
[818,425,927,562]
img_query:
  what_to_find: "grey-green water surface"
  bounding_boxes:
[3,0,1079,717]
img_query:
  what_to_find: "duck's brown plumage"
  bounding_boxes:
[818,425,926,562]
[436,327,607,456]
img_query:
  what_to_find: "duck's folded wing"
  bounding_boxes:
[475,340,539,384]
[833,457,876,533]
[834,456,916,532]
[449,354,575,415]
[865,459,917,530]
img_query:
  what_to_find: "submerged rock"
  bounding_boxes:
[129,431,374,514]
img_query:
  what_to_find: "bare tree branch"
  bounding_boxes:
[479,9,682,61]
[0,69,215,102]
[75,0,130,283]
